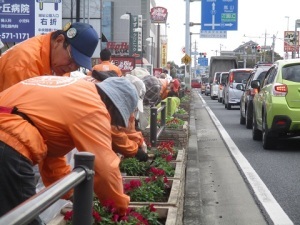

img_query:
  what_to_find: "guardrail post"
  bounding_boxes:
[167,98,172,117]
[150,106,158,147]
[161,101,166,127]
[73,152,95,225]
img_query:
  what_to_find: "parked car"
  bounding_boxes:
[224,68,253,110]
[191,78,201,88]
[217,72,229,103]
[239,66,271,128]
[251,59,300,149]
[210,72,221,99]
[205,83,211,96]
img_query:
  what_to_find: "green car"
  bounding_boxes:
[251,59,300,149]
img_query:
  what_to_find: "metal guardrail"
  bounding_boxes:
[0,152,95,225]
[150,101,167,148]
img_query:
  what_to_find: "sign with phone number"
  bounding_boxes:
[0,0,62,43]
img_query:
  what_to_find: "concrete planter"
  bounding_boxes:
[124,178,181,206]
[48,206,180,225]
[122,161,184,180]
[147,148,186,162]
[173,113,189,121]
[129,205,180,225]
[142,122,189,148]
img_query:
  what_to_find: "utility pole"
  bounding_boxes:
[272,35,276,63]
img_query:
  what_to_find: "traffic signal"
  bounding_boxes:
[256,45,261,52]
[199,52,207,58]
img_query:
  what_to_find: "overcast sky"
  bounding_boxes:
[156,0,300,65]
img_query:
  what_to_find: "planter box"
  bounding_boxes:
[142,122,189,149]
[129,205,180,225]
[124,178,181,206]
[48,206,179,225]
[173,113,189,121]
[122,161,184,180]
[147,148,186,162]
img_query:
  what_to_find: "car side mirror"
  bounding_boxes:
[236,83,245,91]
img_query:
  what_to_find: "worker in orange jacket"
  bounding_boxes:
[0,22,99,92]
[0,76,138,223]
[159,78,181,100]
[87,48,122,77]
[83,73,148,160]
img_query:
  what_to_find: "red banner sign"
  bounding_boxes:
[111,56,135,74]
[150,7,168,23]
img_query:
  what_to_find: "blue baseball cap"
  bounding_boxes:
[64,22,99,70]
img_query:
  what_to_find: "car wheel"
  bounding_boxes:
[240,109,246,125]
[262,113,276,149]
[245,105,253,129]
[252,113,262,140]
[227,103,231,110]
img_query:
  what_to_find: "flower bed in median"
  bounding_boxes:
[63,200,165,225]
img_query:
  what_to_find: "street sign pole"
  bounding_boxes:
[292,19,300,59]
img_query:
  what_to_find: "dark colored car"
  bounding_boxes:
[191,78,201,88]
[223,68,253,110]
[239,66,271,128]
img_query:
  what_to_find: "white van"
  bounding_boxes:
[210,72,221,100]
[217,72,229,102]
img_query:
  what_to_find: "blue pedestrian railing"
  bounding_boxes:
[0,152,95,225]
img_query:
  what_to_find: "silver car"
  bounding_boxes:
[224,68,253,110]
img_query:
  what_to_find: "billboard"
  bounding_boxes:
[284,31,300,52]
[0,0,62,43]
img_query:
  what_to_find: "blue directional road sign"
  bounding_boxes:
[198,57,208,66]
[201,0,238,31]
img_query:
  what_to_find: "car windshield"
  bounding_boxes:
[221,73,229,84]
[232,71,251,83]
[202,77,209,83]
[257,71,268,82]
[282,64,300,82]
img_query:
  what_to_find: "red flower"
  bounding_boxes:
[112,214,120,222]
[64,210,73,221]
[149,167,165,176]
[92,210,101,222]
[120,215,129,221]
[102,199,115,209]
[124,183,132,192]
[129,179,142,188]
[149,204,156,212]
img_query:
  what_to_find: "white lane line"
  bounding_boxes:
[198,93,293,225]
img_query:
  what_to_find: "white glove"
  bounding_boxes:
[141,141,147,153]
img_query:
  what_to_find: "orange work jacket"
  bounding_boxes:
[87,61,122,76]
[159,78,170,100]
[0,76,129,214]
[0,33,53,92]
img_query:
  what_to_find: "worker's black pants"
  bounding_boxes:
[0,141,44,225]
